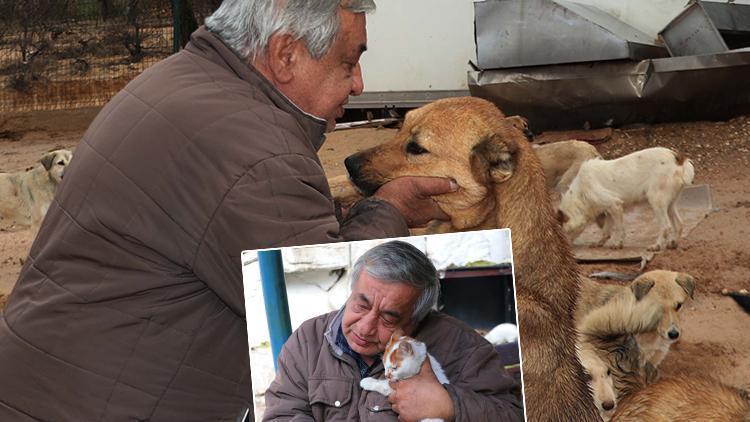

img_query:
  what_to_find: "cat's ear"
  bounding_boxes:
[398,340,413,355]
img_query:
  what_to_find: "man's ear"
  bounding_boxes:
[470,133,516,185]
[263,33,301,84]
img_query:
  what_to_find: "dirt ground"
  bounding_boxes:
[1,108,748,394]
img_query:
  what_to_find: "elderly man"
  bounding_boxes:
[0,1,455,421]
[264,241,524,421]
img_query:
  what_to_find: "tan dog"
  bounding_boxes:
[577,279,662,420]
[611,377,750,421]
[534,140,601,194]
[345,97,601,421]
[576,270,694,369]
[0,149,72,229]
[633,270,694,368]
[580,293,749,422]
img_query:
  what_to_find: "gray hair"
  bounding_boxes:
[205,0,376,62]
[351,241,440,325]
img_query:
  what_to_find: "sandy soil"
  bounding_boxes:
[1,109,748,394]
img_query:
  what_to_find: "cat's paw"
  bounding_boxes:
[360,377,393,396]
[360,377,378,390]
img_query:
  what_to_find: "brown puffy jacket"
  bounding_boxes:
[264,310,524,421]
[0,27,407,421]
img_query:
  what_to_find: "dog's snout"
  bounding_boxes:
[344,154,363,179]
[344,153,382,197]
[668,329,679,340]
[601,400,615,411]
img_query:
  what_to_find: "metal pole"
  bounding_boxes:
[258,250,293,370]
[172,0,183,53]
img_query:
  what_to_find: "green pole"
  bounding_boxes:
[172,0,183,53]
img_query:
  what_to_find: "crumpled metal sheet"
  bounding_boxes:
[469,48,750,131]
[475,0,667,69]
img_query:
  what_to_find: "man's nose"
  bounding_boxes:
[350,63,364,96]
[359,312,377,335]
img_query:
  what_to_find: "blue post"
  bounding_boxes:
[258,250,293,370]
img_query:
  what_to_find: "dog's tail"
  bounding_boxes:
[578,294,662,345]
[674,151,695,185]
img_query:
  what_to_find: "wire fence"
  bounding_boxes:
[0,0,218,112]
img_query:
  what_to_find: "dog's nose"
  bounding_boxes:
[668,329,679,340]
[602,400,615,411]
[344,153,381,196]
[344,154,362,180]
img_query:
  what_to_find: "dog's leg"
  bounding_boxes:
[648,346,669,368]
[647,199,672,251]
[608,203,625,249]
[666,201,683,249]
[595,213,613,247]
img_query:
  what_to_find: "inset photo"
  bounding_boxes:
[241,229,524,421]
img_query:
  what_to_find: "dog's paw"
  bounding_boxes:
[666,240,678,249]
[647,244,662,252]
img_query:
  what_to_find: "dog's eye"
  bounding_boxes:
[57,161,65,165]
[406,141,429,155]
[675,303,682,311]
[606,368,611,376]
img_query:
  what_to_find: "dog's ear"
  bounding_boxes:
[40,151,57,171]
[631,277,655,301]
[557,209,569,225]
[470,134,516,185]
[594,213,607,229]
[675,273,695,299]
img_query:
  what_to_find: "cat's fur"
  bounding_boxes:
[360,329,449,422]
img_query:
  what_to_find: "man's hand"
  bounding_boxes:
[388,358,455,422]
[373,177,458,228]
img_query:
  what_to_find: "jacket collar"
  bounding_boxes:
[185,26,328,151]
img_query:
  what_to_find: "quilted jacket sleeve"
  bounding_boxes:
[192,152,408,316]
[262,327,315,421]
[444,341,525,422]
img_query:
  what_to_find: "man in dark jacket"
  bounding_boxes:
[0,1,456,421]
[264,241,524,421]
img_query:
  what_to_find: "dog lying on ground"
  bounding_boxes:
[345,96,601,421]
[576,270,695,369]
[632,271,694,368]
[557,147,695,251]
[534,140,601,194]
[577,286,663,420]
[0,149,72,229]
[581,287,750,421]
[611,376,750,421]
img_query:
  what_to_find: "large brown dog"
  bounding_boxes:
[345,97,600,420]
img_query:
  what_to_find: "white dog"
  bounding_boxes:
[557,147,694,251]
[0,149,72,229]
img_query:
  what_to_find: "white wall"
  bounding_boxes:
[359,0,477,92]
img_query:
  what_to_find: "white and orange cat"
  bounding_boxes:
[360,328,450,422]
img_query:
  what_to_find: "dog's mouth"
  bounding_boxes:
[344,153,384,197]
